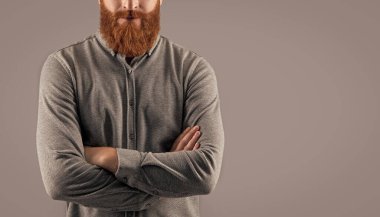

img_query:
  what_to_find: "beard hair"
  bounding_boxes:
[99,0,160,57]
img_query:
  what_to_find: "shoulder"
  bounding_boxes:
[45,33,98,62]
[159,35,199,56]
[160,35,204,61]
[41,33,98,82]
[52,33,97,56]
[43,33,101,74]
[159,36,218,92]
[159,35,215,73]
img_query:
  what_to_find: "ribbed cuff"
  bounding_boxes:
[114,148,142,185]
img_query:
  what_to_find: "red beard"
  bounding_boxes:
[99,0,160,57]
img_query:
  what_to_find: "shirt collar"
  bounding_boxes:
[95,30,161,58]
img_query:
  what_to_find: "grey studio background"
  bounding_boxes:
[1,0,379,217]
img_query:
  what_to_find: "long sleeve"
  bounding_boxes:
[114,57,225,198]
[36,54,160,211]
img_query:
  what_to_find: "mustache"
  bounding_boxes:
[114,10,144,19]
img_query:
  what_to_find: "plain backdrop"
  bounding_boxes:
[1,1,380,216]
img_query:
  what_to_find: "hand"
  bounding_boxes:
[170,125,202,152]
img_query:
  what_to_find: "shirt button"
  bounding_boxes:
[128,69,133,73]
[129,99,134,106]
[129,133,134,140]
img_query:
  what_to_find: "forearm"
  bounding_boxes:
[37,53,160,211]
[111,56,225,198]
[37,125,159,211]
[89,56,225,198]
[84,144,220,198]
[114,145,224,198]
[38,147,158,211]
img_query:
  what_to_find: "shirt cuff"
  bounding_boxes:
[114,148,142,185]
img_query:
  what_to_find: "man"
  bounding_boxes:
[36,0,224,216]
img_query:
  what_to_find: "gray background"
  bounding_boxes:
[1,0,379,216]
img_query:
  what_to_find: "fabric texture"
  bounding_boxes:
[36,30,225,217]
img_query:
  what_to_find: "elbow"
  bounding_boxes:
[45,183,64,200]
[199,175,218,195]
[196,150,222,195]
[197,162,220,195]
[42,175,66,200]
[46,188,59,200]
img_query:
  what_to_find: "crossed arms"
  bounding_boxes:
[36,54,224,212]
[83,125,202,174]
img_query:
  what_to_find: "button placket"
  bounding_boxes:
[117,54,144,150]
[117,54,136,150]
[129,132,134,141]
[127,68,136,150]
[115,55,130,150]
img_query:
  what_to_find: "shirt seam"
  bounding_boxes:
[51,54,79,101]
[54,35,95,54]
[51,54,83,136]
[185,57,204,98]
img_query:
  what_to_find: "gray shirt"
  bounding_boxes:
[36,30,224,217]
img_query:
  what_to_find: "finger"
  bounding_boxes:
[174,126,198,151]
[174,127,191,144]
[184,130,201,150]
[170,127,191,151]
[177,126,200,150]
[192,142,200,150]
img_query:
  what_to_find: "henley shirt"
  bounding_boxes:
[36,30,225,217]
